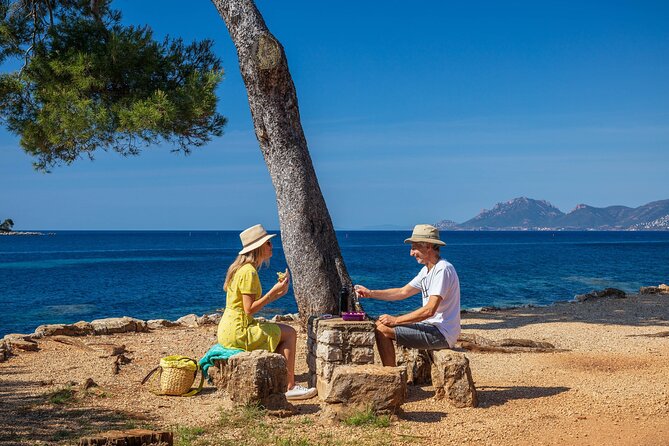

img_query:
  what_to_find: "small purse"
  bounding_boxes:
[141,355,204,397]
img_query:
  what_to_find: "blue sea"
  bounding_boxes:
[1,231,668,337]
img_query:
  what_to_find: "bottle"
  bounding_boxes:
[339,286,349,315]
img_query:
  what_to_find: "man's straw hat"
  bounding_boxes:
[404,224,446,246]
[239,224,276,254]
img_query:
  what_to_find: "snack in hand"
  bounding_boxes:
[277,271,286,282]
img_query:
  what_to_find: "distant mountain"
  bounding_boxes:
[435,197,669,231]
[459,197,564,230]
[557,204,634,230]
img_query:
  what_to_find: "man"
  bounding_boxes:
[354,224,461,366]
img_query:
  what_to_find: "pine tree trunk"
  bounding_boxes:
[212,0,353,317]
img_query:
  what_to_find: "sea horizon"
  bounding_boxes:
[2,230,668,337]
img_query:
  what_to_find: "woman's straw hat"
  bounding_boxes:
[239,224,276,254]
[404,224,446,246]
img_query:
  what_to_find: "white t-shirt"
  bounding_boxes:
[408,258,461,347]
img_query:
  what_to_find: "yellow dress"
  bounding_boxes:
[217,263,281,352]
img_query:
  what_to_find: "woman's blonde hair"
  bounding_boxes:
[223,244,268,292]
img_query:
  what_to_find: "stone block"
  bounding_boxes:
[318,330,344,345]
[351,347,374,364]
[349,331,375,346]
[213,350,292,411]
[431,350,477,408]
[323,365,406,413]
[316,343,342,361]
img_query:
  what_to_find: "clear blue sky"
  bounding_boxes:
[1,1,668,230]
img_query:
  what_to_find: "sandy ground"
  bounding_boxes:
[1,293,669,446]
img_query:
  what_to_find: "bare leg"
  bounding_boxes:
[375,321,397,367]
[276,323,297,388]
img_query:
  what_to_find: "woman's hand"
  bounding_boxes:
[269,269,290,301]
[354,284,372,298]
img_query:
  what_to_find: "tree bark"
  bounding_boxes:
[212,0,353,318]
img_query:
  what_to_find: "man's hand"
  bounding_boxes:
[354,284,372,298]
[378,314,398,327]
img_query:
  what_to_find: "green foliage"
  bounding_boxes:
[174,425,206,446]
[0,218,13,231]
[341,407,391,428]
[0,0,226,171]
[47,385,75,404]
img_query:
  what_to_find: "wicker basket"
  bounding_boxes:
[159,359,196,395]
[142,355,203,396]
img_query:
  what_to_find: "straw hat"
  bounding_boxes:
[239,224,276,254]
[404,224,446,246]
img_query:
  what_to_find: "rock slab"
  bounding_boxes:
[431,350,478,408]
[323,364,407,413]
[575,288,626,302]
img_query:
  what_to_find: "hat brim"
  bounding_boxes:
[239,233,276,255]
[404,236,446,246]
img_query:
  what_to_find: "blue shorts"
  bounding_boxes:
[394,323,450,350]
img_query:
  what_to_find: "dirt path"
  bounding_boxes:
[1,294,668,445]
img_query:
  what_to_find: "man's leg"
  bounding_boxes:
[375,321,396,367]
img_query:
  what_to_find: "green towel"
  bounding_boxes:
[199,344,244,380]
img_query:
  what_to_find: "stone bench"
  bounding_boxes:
[396,345,478,408]
[207,350,292,412]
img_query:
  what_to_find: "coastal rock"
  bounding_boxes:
[197,313,221,326]
[90,317,147,335]
[640,285,669,295]
[146,319,180,330]
[176,314,199,328]
[7,338,39,352]
[395,345,433,385]
[34,321,94,338]
[0,340,11,362]
[271,313,299,322]
[213,350,292,412]
[431,350,478,408]
[323,365,407,414]
[575,288,626,302]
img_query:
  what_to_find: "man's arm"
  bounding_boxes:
[378,295,442,327]
[355,283,419,301]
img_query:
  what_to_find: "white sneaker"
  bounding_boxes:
[285,384,317,401]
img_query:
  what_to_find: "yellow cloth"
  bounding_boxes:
[217,263,281,352]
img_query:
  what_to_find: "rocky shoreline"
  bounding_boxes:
[3,285,667,363]
[0,231,47,236]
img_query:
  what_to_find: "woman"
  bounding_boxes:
[217,224,317,400]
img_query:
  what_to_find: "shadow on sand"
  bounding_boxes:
[0,375,152,446]
[476,385,570,408]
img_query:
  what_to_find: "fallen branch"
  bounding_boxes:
[457,333,567,353]
[51,335,94,351]
[628,331,669,338]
